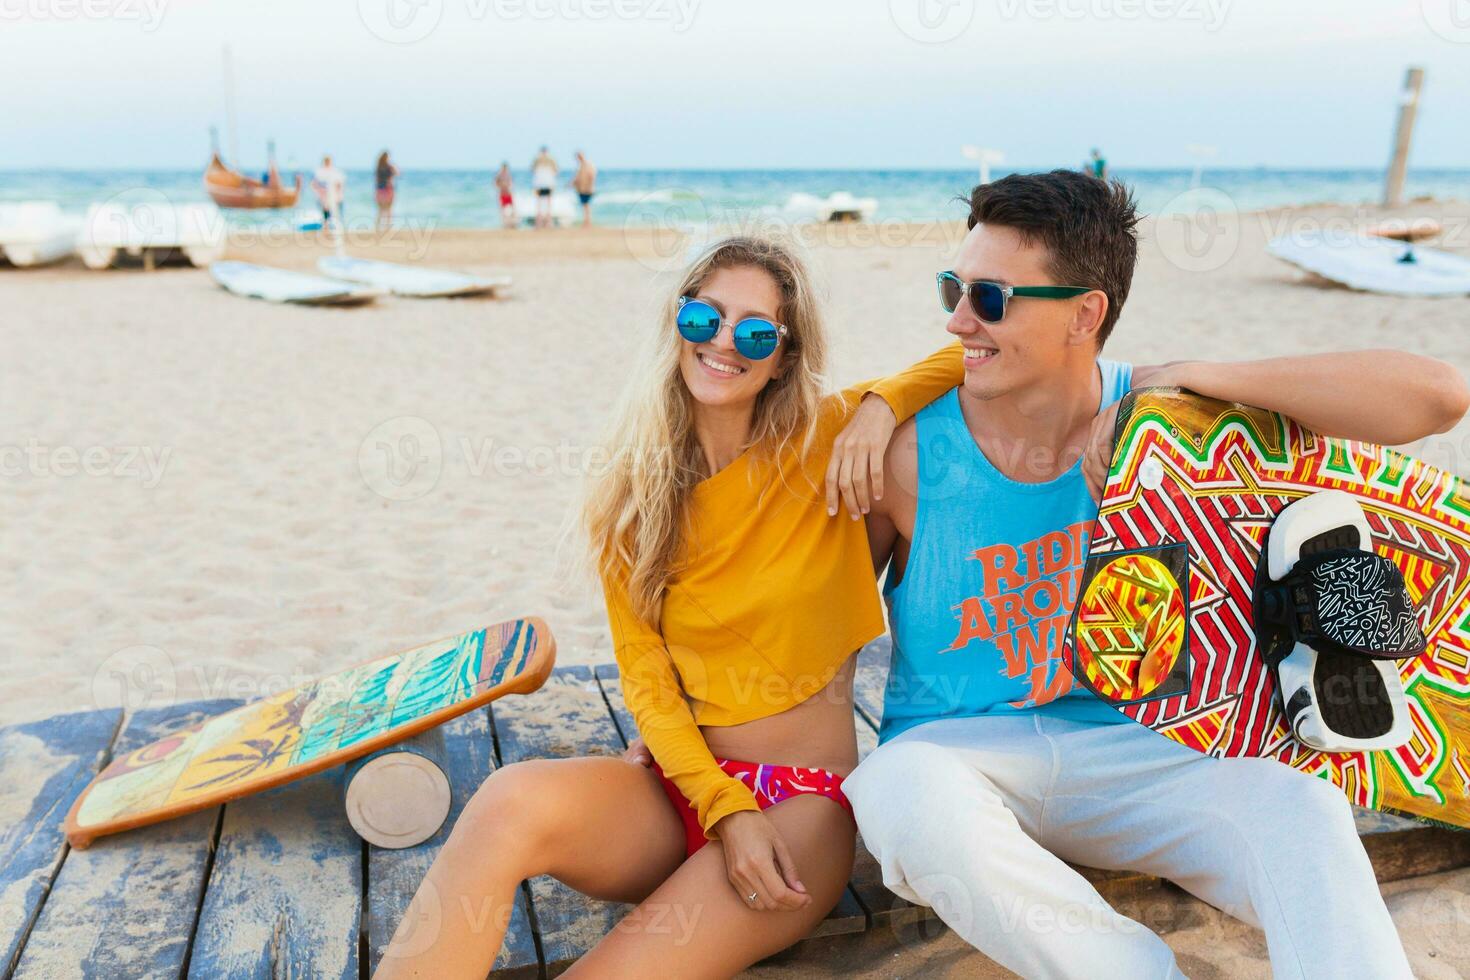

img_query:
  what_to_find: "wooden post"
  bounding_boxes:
[344,728,452,849]
[1383,67,1424,208]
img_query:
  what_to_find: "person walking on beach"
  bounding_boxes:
[495,161,516,229]
[311,154,347,230]
[572,150,598,227]
[531,146,558,228]
[375,235,966,978]
[374,151,399,231]
[833,169,1466,979]
[1088,147,1108,179]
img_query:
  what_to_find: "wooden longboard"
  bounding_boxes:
[1065,389,1470,830]
[65,618,554,847]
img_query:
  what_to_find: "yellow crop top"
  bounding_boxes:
[601,343,965,836]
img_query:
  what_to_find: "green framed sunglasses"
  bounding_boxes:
[937,271,1092,324]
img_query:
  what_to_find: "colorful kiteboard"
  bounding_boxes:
[1065,389,1470,830]
[65,618,554,847]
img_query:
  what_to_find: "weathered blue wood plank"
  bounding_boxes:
[0,706,122,977]
[492,665,628,977]
[186,766,361,979]
[366,707,539,980]
[12,699,235,980]
[851,639,890,732]
[592,664,637,747]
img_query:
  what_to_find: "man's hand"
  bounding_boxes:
[1082,401,1121,503]
[713,810,811,912]
[622,737,651,767]
[826,394,898,519]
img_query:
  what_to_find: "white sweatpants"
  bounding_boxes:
[844,713,1411,980]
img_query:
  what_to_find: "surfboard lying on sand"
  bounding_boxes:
[1065,389,1470,830]
[316,256,512,298]
[210,261,383,305]
[65,617,555,847]
[1268,228,1470,296]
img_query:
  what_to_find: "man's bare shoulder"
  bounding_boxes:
[880,417,920,529]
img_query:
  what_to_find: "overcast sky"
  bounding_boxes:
[3,0,1468,170]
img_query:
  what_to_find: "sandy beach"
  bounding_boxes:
[4,198,1470,974]
[5,199,1470,726]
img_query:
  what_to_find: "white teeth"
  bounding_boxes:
[963,347,998,360]
[699,353,745,375]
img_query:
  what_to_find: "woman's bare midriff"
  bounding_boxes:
[697,653,861,778]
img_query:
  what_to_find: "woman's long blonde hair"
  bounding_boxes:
[581,235,830,626]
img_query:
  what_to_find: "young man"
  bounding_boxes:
[840,170,1469,978]
[572,150,598,227]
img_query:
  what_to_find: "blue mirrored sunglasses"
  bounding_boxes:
[676,297,787,361]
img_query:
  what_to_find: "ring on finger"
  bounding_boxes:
[747,890,758,904]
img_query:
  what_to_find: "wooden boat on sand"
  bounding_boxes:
[203,143,301,210]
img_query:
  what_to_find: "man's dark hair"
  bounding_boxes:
[966,170,1139,346]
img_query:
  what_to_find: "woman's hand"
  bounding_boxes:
[712,810,811,912]
[826,394,898,519]
[1082,401,1121,503]
[622,737,652,767]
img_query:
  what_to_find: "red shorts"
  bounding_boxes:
[499,191,513,207]
[653,758,854,858]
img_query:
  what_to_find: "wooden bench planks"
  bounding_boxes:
[364,707,539,980]
[490,665,630,976]
[0,706,122,976]
[186,766,361,979]
[12,700,233,980]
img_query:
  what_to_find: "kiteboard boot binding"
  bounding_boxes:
[1253,490,1425,753]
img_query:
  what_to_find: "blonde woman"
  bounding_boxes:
[377,236,961,978]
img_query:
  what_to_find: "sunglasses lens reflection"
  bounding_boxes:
[938,275,963,313]
[735,320,780,360]
[677,300,720,343]
[973,282,1006,323]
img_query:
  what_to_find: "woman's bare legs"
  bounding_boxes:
[374,756,684,979]
[565,794,857,979]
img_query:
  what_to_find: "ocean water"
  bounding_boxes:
[2,167,1466,231]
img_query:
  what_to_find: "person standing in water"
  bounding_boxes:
[572,150,598,228]
[311,154,347,230]
[374,151,399,231]
[1088,148,1108,179]
[531,146,558,229]
[495,161,516,229]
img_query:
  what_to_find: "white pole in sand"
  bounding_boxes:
[962,146,1006,185]
[1186,144,1218,189]
[1384,67,1424,208]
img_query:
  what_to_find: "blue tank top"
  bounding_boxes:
[879,361,1134,742]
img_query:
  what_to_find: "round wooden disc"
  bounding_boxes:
[344,752,451,849]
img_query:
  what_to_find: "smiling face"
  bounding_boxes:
[677,264,788,411]
[947,222,1102,402]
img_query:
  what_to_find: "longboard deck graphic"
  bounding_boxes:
[1065,389,1470,830]
[65,618,554,847]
